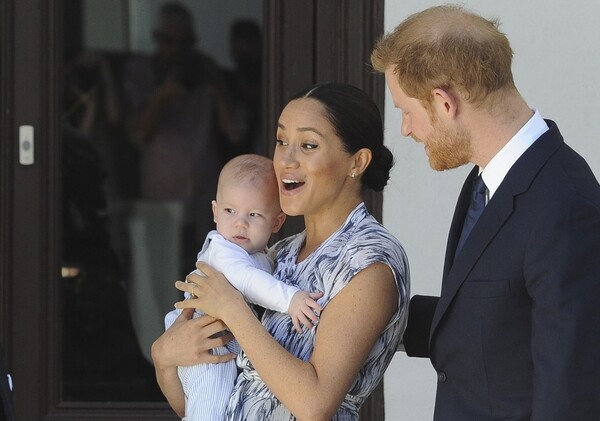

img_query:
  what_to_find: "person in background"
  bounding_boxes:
[152,82,410,420]
[219,19,263,161]
[122,1,232,260]
[371,5,600,420]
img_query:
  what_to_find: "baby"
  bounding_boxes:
[164,154,321,421]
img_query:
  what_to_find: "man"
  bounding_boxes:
[371,5,600,420]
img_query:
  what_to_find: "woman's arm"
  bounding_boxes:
[206,236,322,332]
[208,235,302,313]
[151,308,236,417]
[179,261,398,421]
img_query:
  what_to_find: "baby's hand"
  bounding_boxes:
[288,290,324,333]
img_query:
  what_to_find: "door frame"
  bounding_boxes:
[2,0,68,419]
[0,0,385,419]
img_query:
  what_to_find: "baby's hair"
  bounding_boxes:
[218,154,278,195]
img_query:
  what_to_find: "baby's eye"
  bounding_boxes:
[249,212,263,218]
[224,208,235,214]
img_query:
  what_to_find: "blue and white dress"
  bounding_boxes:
[226,203,410,420]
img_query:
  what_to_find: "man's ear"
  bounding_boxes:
[432,87,458,120]
[272,211,286,233]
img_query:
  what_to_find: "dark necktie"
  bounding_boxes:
[456,175,487,255]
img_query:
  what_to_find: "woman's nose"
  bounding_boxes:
[275,144,299,168]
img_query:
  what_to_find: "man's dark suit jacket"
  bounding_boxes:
[403,121,600,420]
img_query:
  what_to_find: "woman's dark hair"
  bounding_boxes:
[290,82,394,192]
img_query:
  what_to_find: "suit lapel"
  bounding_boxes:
[429,120,565,340]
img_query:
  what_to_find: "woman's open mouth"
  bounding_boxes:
[282,179,305,191]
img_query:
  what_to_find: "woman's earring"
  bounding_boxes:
[351,172,356,178]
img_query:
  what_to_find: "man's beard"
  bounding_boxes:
[419,116,472,171]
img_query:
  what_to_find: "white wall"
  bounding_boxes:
[382,1,600,420]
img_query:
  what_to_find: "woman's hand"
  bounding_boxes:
[151,308,235,417]
[174,261,247,321]
[151,308,235,369]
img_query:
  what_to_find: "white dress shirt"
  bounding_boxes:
[481,109,549,201]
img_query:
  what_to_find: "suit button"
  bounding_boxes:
[437,371,447,383]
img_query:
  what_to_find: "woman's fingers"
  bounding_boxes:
[176,262,244,320]
[190,315,228,338]
[176,279,202,293]
[204,351,237,364]
[196,261,214,274]
[175,307,195,320]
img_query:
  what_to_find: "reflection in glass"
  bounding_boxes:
[61,0,262,402]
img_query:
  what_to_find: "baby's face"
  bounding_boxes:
[212,182,284,254]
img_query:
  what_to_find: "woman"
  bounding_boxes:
[152,82,409,420]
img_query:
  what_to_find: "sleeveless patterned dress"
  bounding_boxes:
[225,203,410,420]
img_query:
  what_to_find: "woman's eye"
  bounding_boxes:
[302,142,318,150]
[275,138,287,146]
